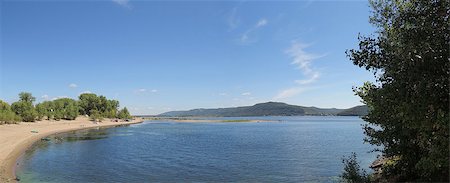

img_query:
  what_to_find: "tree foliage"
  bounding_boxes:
[347,0,449,181]
[2,91,132,124]
[0,100,21,124]
[89,109,103,122]
[19,92,35,103]
[11,101,37,122]
[117,107,132,119]
[78,93,120,118]
[52,98,79,120]
[340,153,370,183]
[36,101,54,120]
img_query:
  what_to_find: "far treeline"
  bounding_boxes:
[0,92,132,124]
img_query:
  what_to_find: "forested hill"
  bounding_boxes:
[158,102,367,117]
[336,105,369,116]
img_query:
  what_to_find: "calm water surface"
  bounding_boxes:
[17,116,377,182]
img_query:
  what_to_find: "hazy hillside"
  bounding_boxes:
[158,102,358,117]
[336,105,369,116]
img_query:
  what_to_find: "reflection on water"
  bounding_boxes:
[17,116,378,183]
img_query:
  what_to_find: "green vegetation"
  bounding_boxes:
[52,98,79,120]
[159,102,363,117]
[117,107,132,120]
[78,93,120,118]
[345,0,449,182]
[11,92,38,122]
[340,153,370,183]
[0,92,133,124]
[89,109,103,122]
[336,105,368,116]
[0,100,21,124]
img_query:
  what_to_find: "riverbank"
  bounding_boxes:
[144,117,276,123]
[0,116,143,182]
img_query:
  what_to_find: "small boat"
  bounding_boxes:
[30,130,39,133]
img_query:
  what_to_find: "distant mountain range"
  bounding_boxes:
[158,102,368,117]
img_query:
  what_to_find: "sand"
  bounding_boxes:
[0,116,143,182]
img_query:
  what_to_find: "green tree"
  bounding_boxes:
[117,107,132,119]
[78,93,100,116]
[347,0,449,181]
[36,101,55,120]
[11,101,37,122]
[53,98,79,120]
[35,103,46,121]
[340,153,370,183]
[78,93,121,118]
[89,109,103,122]
[104,99,119,118]
[18,92,36,103]
[0,100,21,124]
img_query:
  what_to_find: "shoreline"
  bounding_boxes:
[170,119,276,123]
[0,116,144,183]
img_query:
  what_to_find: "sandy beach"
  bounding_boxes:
[0,116,143,182]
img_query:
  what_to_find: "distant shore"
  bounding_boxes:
[0,116,143,183]
[144,117,276,123]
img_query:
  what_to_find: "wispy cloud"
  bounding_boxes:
[69,83,78,88]
[227,7,240,31]
[273,41,325,100]
[112,0,132,9]
[256,19,267,28]
[135,88,157,94]
[41,94,49,101]
[273,87,306,100]
[241,92,251,96]
[286,42,324,84]
[52,96,69,100]
[239,18,268,44]
[219,93,228,96]
[80,91,92,95]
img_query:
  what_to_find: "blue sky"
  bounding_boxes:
[1,0,375,115]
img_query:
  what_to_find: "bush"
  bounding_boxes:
[89,109,103,122]
[0,100,21,124]
[340,153,370,183]
[117,107,132,119]
[11,101,37,122]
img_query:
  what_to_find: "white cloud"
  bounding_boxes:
[135,88,157,94]
[239,18,269,44]
[219,93,227,96]
[256,18,268,27]
[69,83,78,88]
[286,41,325,85]
[112,0,131,9]
[273,87,305,100]
[273,41,325,100]
[295,72,320,85]
[80,91,92,95]
[241,92,251,96]
[52,96,69,100]
[227,7,240,30]
[41,94,49,100]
